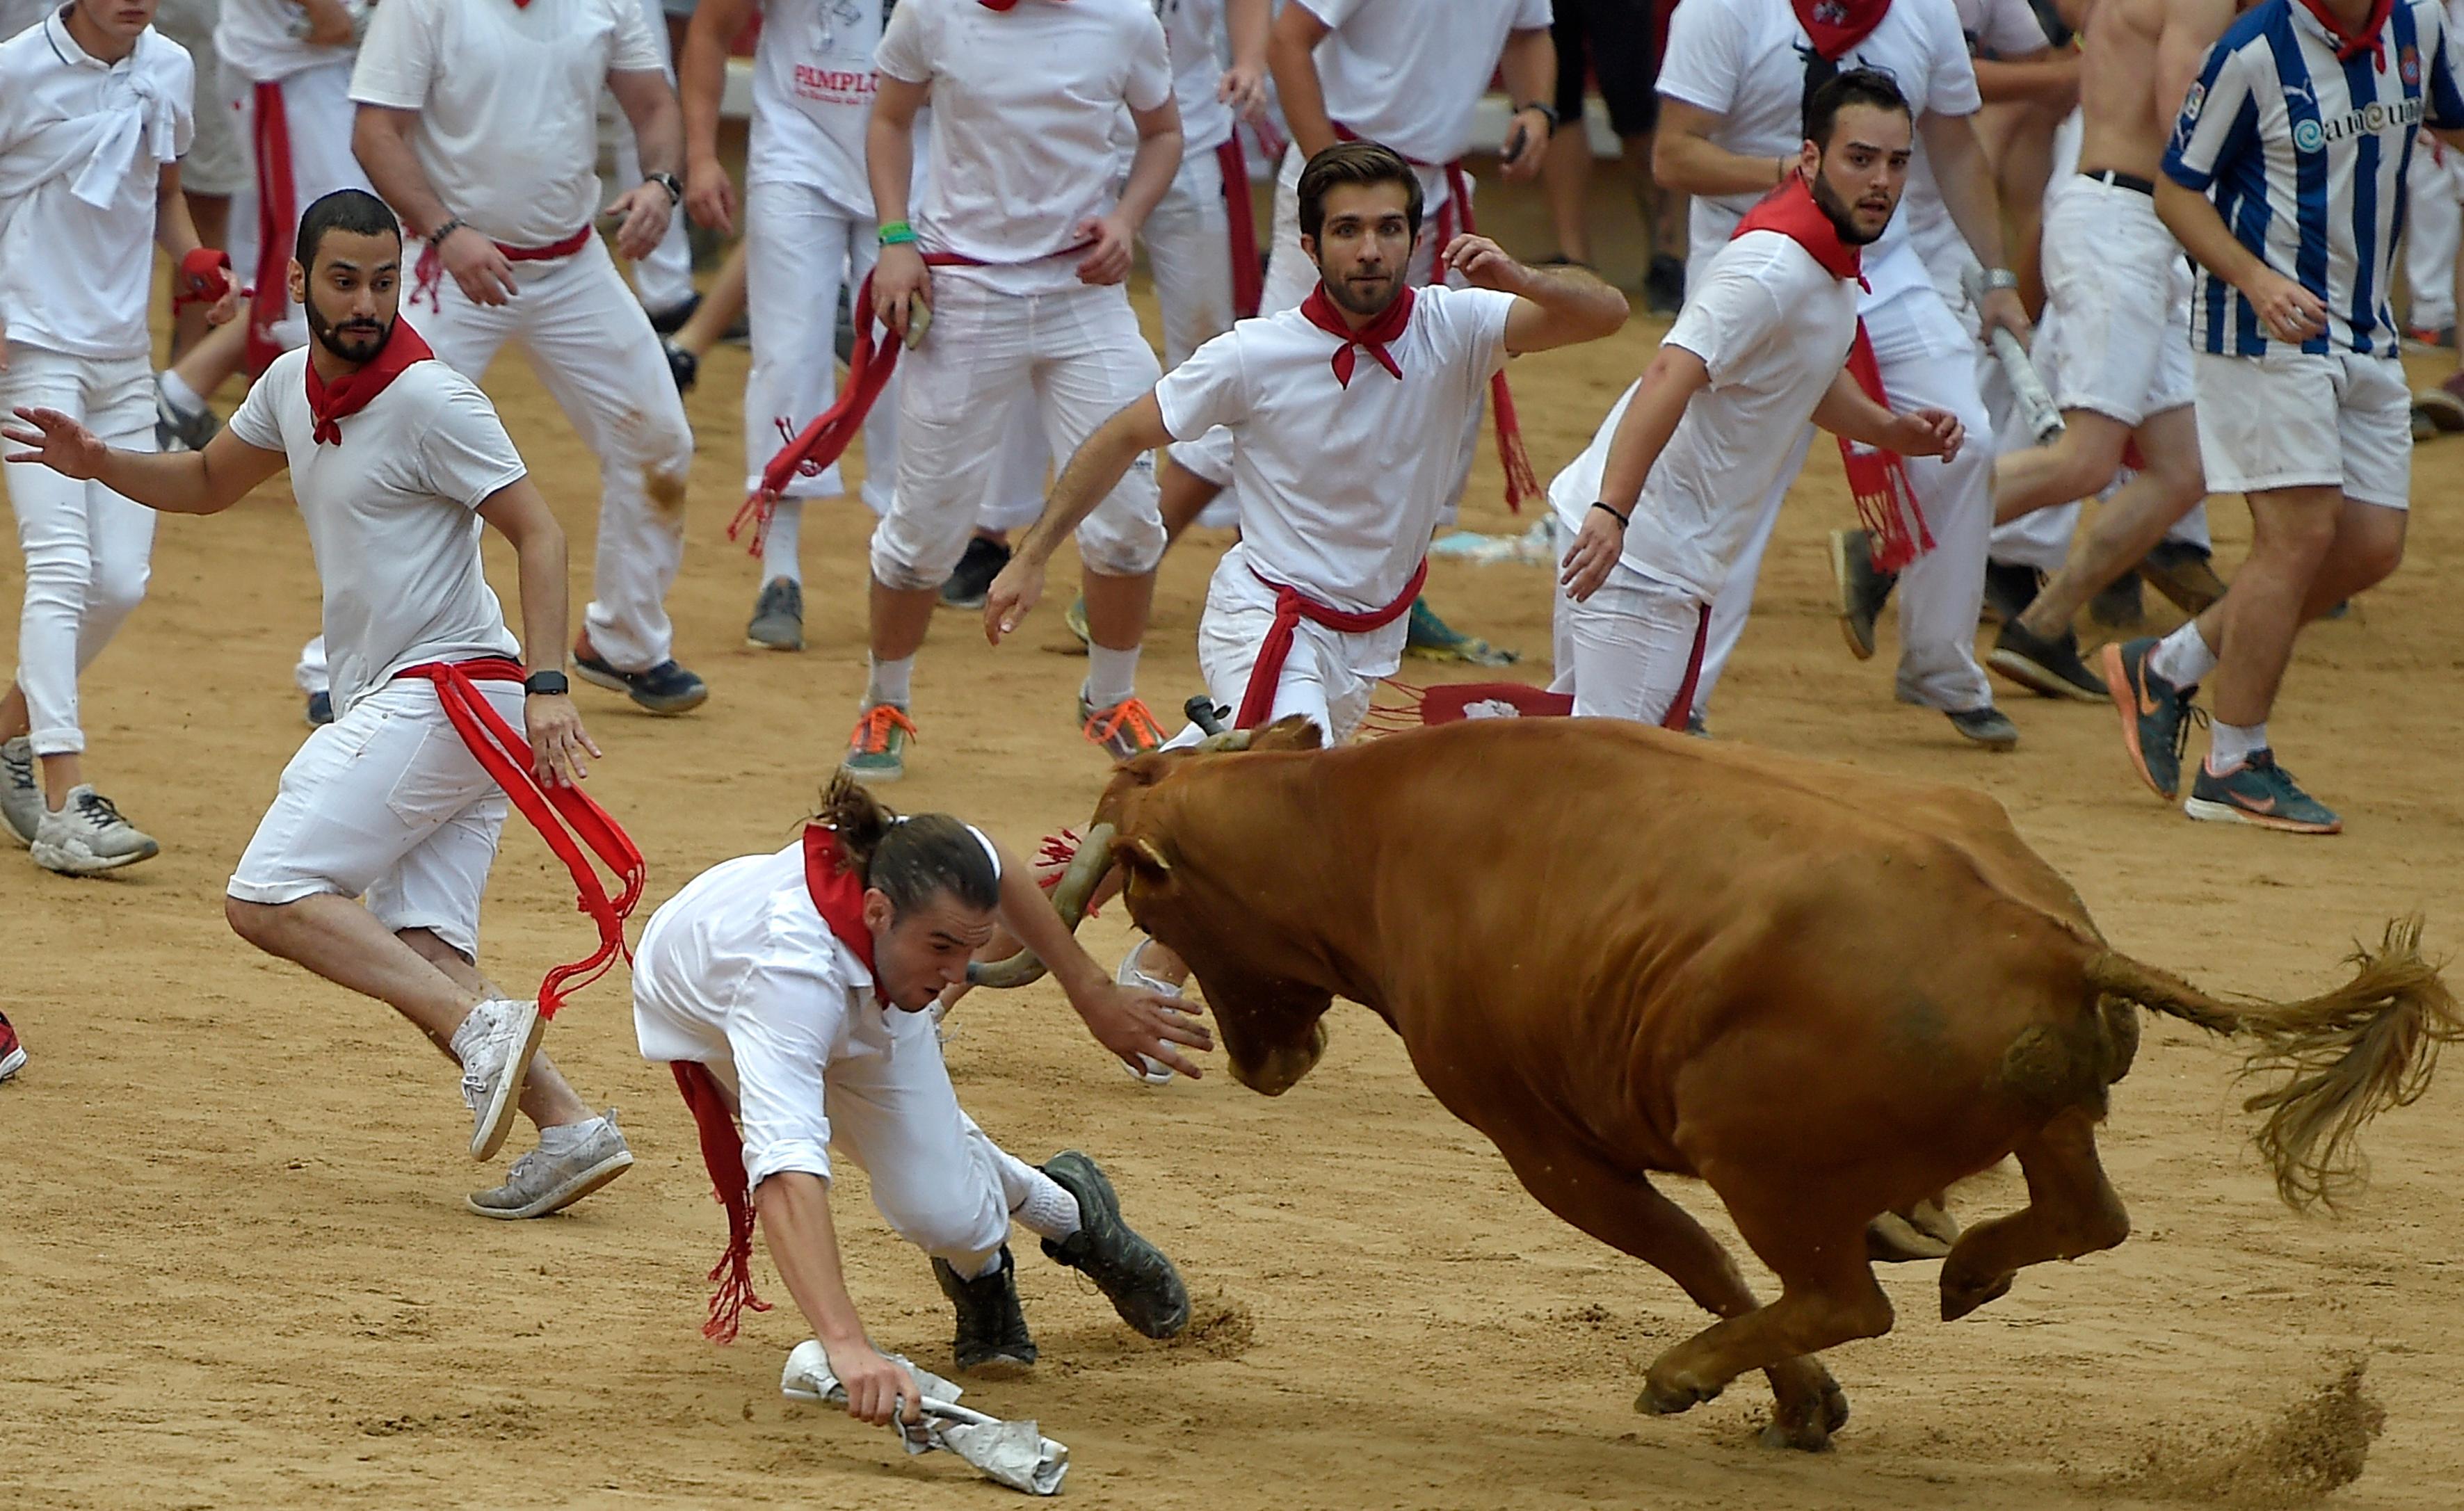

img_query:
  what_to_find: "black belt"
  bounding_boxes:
[2082,168,2157,196]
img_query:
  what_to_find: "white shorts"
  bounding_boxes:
[2040,177,2197,426]
[1188,549,1402,745]
[227,679,523,959]
[2191,350,2411,509]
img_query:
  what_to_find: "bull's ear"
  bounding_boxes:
[1116,750,1173,789]
[1120,834,1173,876]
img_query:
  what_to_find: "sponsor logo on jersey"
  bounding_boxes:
[2291,95,2424,153]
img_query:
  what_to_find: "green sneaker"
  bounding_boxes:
[2099,638,2198,801]
[1038,1152,1190,1339]
[2184,750,2342,834]
[842,703,917,782]
[1403,595,1517,665]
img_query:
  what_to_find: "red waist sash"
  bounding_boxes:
[1236,558,1428,729]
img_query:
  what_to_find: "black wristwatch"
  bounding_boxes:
[1516,100,1561,134]
[645,171,683,205]
[524,670,570,696]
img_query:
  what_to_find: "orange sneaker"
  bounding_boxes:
[1079,695,1167,761]
[842,704,918,781]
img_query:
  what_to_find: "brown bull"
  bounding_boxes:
[985,716,2458,1451]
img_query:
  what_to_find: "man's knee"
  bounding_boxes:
[225,895,284,950]
[86,555,151,627]
[2333,507,2407,591]
[876,1181,1009,1263]
[868,508,974,590]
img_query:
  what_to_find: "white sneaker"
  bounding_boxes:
[453,999,545,1161]
[467,1109,634,1218]
[1,738,39,846]
[1116,936,1190,1086]
[31,786,159,874]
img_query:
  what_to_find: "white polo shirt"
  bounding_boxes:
[349,0,666,248]
[1658,0,1976,296]
[225,345,527,713]
[0,11,194,361]
[1301,0,1551,166]
[215,0,356,84]
[1156,284,1517,614]
[876,0,1171,294]
[1163,0,1234,156]
[1549,230,1859,601]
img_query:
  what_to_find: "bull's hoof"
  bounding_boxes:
[1866,1210,1954,1263]
[1636,1373,1721,1417]
[1760,1367,1850,1452]
[1758,1417,1837,1453]
[1903,1196,1961,1248]
[1940,1268,2015,1322]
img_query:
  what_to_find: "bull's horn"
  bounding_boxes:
[966,823,1118,989]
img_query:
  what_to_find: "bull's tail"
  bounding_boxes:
[2086,918,2460,1213]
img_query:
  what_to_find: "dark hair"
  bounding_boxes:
[813,773,999,916]
[296,188,402,272]
[1803,67,1913,151]
[1297,140,1424,241]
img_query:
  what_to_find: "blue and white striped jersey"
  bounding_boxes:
[2163,0,2464,355]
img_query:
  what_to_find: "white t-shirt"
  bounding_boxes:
[1156,284,1517,615]
[1302,0,1550,165]
[1659,0,1978,283]
[1162,0,1234,155]
[747,0,885,210]
[215,0,358,84]
[0,13,194,360]
[350,0,666,247]
[1899,0,2050,280]
[1549,230,1858,601]
[225,346,527,713]
[877,0,1171,293]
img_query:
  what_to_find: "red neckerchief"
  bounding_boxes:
[305,320,436,446]
[1730,176,1935,572]
[1792,0,1893,60]
[2294,0,2393,65]
[979,0,1065,8]
[801,824,878,976]
[1298,282,1416,388]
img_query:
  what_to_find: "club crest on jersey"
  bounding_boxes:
[1813,0,1850,22]
[2401,47,2422,85]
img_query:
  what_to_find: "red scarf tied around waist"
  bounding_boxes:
[673,824,876,1343]
[307,320,437,446]
[409,225,594,313]
[392,658,646,1017]
[1793,0,1894,59]
[1328,124,1541,512]
[1731,175,1934,572]
[1235,558,1428,729]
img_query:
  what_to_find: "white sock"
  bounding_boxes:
[2149,622,2218,688]
[1011,1171,1081,1241]
[762,501,803,585]
[158,369,205,416]
[1083,643,1141,711]
[536,1115,605,1155]
[955,1247,1008,1281]
[864,654,914,709]
[2207,720,2268,774]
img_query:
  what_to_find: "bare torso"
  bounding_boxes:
[2076,0,2239,178]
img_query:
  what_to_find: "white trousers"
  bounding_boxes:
[873,277,1163,589]
[227,678,523,960]
[606,0,695,315]
[223,60,376,357]
[633,971,1042,1275]
[2404,138,2464,332]
[419,236,695,672]
[1549,536,1708,725]
[1,348,156,757]
[743,181,893,506]
[1145,147,1237,370]
[1179,547,1397,745]
[1699,282,1995,714]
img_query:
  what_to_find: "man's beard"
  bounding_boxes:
[1318,261,1403,318]
[1810,169,1887,248]
[306,297,392,365]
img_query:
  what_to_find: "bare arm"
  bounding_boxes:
[1106,98,1186,236]
[1810,368,1967,457]
[756,1172,924,1427]
[866,74,930,339]
[1557,348,1712,602]
[2155,0,2238,120]
[1443,236,1629,353]
[1970,51,2081,108]
[983,396,1175,640]
[2155,175,2325,341]
[989,839,1214,1078]
[1221,0,1272,116]
[296,0,355,46]
[1652,98,1796,197]
[1496,26,1557,179]
[476,480,600,788]
[605,68,683,260]
[356,104,520,306]
[1268,1,1337,159]
[155,163,245,325]
[1,408,284,514]
[1916,109,2029,339]
[679,0,755,231]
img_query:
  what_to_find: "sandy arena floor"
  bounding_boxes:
[5,214,2463,1510]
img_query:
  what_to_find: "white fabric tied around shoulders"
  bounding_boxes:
[0,61,183,216]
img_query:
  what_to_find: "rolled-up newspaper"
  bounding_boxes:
[1961,268,2063,444]
[781,1339,1070,1496]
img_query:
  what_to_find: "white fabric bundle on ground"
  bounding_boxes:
[780,1340,1070,1496]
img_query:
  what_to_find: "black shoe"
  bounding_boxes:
[1981,560,2041,625]
[572,645,709,714]
[2088,572,2146,630]
[939,535,1011,611]
[1945,705,2020,750]
[305,689,334,727]
[1829,529,1898,661]
[1645,252,1686,315]
[1038,1152,1190,1340]
[933,1246,1038,1373]
[2136,540,2228,616]
[647,291,701,335]
[663,338,698,394]
[1988,620,2108,701]
[834,284,856,366]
